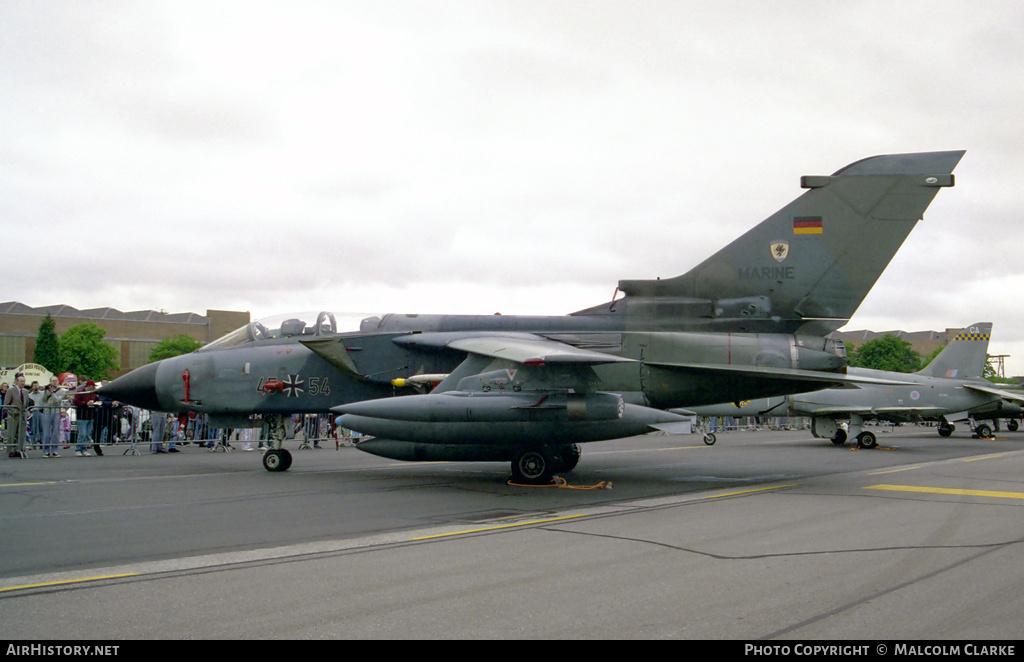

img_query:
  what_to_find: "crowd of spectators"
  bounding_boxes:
[2,375,343,458]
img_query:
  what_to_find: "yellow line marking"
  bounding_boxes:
[869,466,920,475]
[0,573,139,593]
[866,484,1024,500]
[0,482,58,488]
[963,455,1003,463]
[410,514,590,540]
[706,484,796,499]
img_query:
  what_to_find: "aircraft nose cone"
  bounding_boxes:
[97,361,162,410]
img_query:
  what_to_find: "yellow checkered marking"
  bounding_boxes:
[953,333,990,342]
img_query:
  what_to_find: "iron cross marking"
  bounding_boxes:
[281,374,305,398]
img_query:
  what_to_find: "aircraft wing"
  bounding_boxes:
[398,332,920,398]
[797,405,947,417]
[644,361,916,389]
[399,332,911,385]
[395,332,637,365]
[873,406,948,415]
[964,383,1024,404]
[297,330,631,383]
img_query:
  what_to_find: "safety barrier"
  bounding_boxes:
[2,402,69,457]
[7,403,1015,458]
[700,416,811,433]
[697,417,954,434]
[1,403,356,457]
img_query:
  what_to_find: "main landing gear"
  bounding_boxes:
[261,413,294,472]
[936,420,997,439]
[817,419,876,449]
[839,414,877,449]
[263,448,293,472]
[855,431,877,449]
[510,444,581,484]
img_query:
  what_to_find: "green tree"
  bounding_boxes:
[60,322,119,381]
[33,313,63,373]
[849,335,922,373]
[149,334,202,363]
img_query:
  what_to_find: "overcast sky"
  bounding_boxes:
[4,1,1024,372]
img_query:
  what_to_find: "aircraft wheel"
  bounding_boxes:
[263,448,292,472]
[856,431,877,449]
[1009,420,1019,432]
[976,424,993,439]
[703,433,717,445]
[511,448,554,484]
[938,424,954,437]
[552,444,581,472]
[831,429,848,445]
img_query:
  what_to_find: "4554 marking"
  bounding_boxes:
[257,375,331,397]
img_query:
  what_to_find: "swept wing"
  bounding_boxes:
[963,382,1024,403]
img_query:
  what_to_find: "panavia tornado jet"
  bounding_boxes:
[685,322,1024,447]
[100,150,964,482]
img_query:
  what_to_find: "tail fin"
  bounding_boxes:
[917,322,992,380]
[580,151,964,334]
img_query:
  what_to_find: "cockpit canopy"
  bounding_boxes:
[199,311,377,352]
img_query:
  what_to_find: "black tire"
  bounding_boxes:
[552,444,581,473]
[857,431,877,449]
[263,448,292,472]
[977,424,993,439]
[831,429,848,445]
[1008,420,1019,432]
[511,448,554,484]
[703,433,717,446]
[938,425,953,437]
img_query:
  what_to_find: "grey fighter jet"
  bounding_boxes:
[100,150,963,481]
[686,322,1024,448]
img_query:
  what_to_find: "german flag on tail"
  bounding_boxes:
[793,216,823,234]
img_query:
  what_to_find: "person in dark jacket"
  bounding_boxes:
[73,381,101,457]
[4,373,28,458]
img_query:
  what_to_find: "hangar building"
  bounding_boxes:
[0,302,249,379]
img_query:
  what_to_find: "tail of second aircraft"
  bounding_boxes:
[576,150,965,335]
[916,322,992,380]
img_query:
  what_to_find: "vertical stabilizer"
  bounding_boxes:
[595,151,964,334]
[917,322,992,380]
